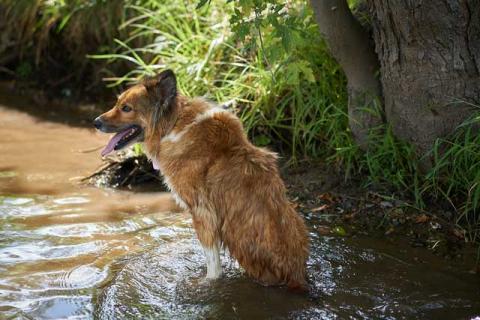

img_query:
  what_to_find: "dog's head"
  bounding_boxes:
[94,69,177,156]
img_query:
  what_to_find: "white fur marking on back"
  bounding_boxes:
[203,243,222,279]
[161,107,230,144]
[162,129,187,143]
[194,107,228,123]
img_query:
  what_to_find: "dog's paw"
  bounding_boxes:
[195,274,221,287]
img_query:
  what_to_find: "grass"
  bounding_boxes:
[0,0,128,93]
[89,0,351,160]
[2,0,479,243]
[423,113,480,242]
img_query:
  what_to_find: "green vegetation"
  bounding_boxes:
[89,1,351,161]
[0,0,127,93]
[1,0,478,242]
[424,113,480,242]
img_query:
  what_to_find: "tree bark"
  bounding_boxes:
[310,0,384,148]
[369,0,480,159]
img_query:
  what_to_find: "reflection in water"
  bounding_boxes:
[0,106,479,319]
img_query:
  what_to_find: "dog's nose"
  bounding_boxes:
[93,117,103,130]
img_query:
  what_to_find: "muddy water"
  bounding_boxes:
[0,105,479,319]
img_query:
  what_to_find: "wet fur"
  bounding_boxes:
[96,71,309,290]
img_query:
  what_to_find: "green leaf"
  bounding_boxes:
[254,134,271,146]
[196,0,210,9]
[133,143,143,156]
[57,12,73,32]
[279,26,292,51]
[333,226,347,236]
[297,61,316,82]
[285,61,301,85]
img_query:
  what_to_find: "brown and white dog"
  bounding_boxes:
[94,70,309,290]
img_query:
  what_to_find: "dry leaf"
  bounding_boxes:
[312,204,329,212]
[452,228,464,239]
[415,214,429,223]
[317,225,331,235]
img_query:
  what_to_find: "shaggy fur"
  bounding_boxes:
[95,70,309,290]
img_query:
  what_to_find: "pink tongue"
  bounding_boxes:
[101,128,132,156]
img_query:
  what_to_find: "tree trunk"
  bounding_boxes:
[310,0,384,148]
[369,0,480,159]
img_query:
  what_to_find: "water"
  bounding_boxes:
[0,106,479,319]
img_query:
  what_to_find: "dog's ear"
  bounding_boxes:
[144,69,177,112]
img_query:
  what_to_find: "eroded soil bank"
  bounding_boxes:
[0,98,479,319]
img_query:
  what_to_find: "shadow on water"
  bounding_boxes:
[0,104,479,319]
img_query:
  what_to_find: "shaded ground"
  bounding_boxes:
[284,164,475,266]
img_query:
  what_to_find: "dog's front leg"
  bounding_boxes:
[203,241,221,279]
[192,207,222,279]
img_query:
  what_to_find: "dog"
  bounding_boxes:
[94,70,309,290]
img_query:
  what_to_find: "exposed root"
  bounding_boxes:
[83,153,166,191]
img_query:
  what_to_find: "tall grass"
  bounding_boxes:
[90,0,351,161]
[0,0,127,91]
[423,113,480,241]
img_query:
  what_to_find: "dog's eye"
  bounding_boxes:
[121,105,132,112]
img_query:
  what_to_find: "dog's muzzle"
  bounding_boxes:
[93,116,120,133]
[93,117,103,130]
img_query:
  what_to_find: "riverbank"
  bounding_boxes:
[284,164,477,268]
[0,100,479,319]
[0,80,108,128]
[1,81,478,269]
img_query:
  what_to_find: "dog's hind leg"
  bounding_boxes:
[192,206,222,279]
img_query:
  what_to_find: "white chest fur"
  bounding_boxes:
[151,157,161,170]
[144,150,188,210]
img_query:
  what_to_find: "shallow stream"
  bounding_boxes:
[0,105,479,319]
